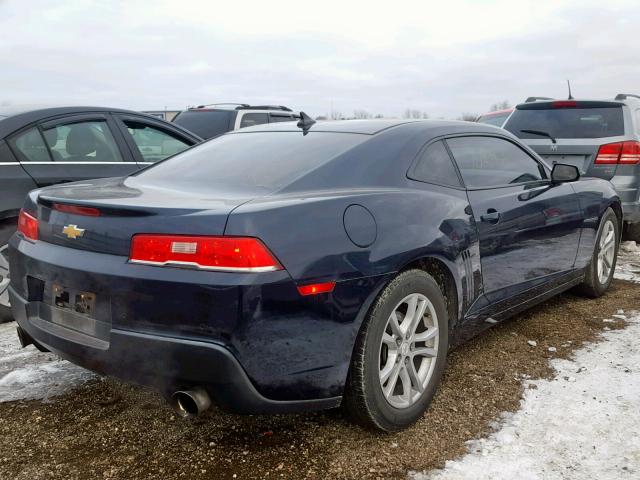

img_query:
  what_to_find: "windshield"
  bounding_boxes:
[173,110,234,139]
[135,131,367,193]
[505,107,624,139]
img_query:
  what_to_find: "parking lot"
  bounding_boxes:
[1,247,638,480]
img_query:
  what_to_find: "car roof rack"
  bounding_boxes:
[235,105,293,112]
[614,93,640,101]
[524,96,554,103]
[194,103,250,109]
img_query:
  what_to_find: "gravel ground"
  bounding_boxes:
[0,278,638,479]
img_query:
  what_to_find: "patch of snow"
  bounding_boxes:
[412,314,640,480]
[0,321,95,402]
[527,340,537,347]
[412,249,640,480]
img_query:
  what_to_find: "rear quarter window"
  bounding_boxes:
[409,140,462,187]
[505,107,624,139]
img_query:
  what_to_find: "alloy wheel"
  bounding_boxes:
[378,293,439,409]
[597,219,616,284]
[0,244,10,308]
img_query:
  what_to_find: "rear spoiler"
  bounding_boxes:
[516,100,623,110]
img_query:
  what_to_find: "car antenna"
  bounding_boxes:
[297,111,316,135]
[567,80,574,100]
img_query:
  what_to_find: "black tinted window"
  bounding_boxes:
[136,132,366,193]
[270,114,296,123]
[447,136,544,188]
[410,141,461,187]
[240,113,269,128]
[505,107,624,139]
[173,110,234,139]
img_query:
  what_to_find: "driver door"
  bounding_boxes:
[446,135,583,305]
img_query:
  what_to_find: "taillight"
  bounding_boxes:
[53,203,100,216]
[595,141,640,165]
[619,141,640,164]
[129,235,283,272]
[552,100,577,108]
[18,209,38,241]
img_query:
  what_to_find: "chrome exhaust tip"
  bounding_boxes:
[170,387,212,417]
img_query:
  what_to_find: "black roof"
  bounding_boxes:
[0,106,200,139]
[231,118,507,136]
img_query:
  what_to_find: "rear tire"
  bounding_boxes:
[344,269,449,432]
[0,218,17,323]
[577,208,619,298]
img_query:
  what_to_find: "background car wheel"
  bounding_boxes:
[622,221,640,243]
[0,218,17,323]
[577,208,619,298]
[344,269,449,432]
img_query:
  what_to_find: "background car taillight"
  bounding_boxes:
[17,209,38,241]
[129,235,283,272]
[595,141,640,165]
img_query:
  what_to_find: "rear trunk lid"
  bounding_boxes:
[504,100,628,180]
[34,177,256,256]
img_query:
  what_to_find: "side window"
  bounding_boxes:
[410,141,461,187]
[446,136,544,188]
[122,120,191,163]
[42,121,123,162]
[8,127,52,162]
[269,114,295,123]
[239,113,269,128]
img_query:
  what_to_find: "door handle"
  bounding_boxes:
[480,209,501,224]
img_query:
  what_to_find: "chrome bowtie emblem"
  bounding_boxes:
[62,224,85,239]
[550,144,558,152]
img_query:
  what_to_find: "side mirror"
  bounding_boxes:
[551,163,580,183]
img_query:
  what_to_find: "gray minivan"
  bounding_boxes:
[504,95,640,239]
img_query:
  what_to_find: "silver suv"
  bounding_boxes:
[172,104,299,140]
[504,94,640,239]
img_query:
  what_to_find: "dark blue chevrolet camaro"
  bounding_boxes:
[8,119,620,431]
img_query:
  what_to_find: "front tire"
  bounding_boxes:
[344,269,449,432]
[577,208,619,298]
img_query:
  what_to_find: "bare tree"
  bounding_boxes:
[353,109,372,119]
[457,113,478,121]
[330,110,343,120]
[374,113,384,119]
[489,100,511,112]
[403,108,428,119]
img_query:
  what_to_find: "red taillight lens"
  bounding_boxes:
[595,141,640,165]
[297,282,336,296]
[17,209,38,241]
[619,141,640,164]
[53,203,100,217]
[595,142,623,164]
[129,235,282,272]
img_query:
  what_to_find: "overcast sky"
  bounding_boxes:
[1,0,638,119]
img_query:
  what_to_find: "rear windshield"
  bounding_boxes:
[505,107,624,139]
[135,131,367,192]
[477,112,510,127]
[172,110,234,139]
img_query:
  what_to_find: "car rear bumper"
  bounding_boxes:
[10,286,340,413]
[8,235,389,412]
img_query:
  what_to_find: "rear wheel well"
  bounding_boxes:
[610,202,623,232]
[399,257,458,330]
